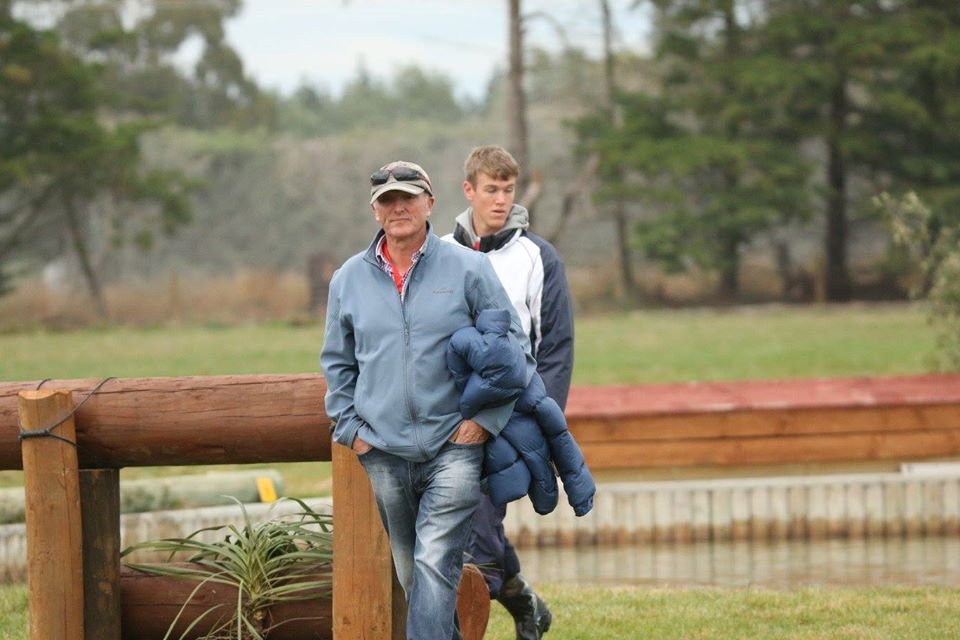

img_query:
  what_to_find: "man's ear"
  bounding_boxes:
[463,180,475,202]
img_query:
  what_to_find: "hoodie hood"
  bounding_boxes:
[453,204,529,253]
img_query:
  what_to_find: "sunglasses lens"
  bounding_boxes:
[370,169,391,185]
[391,167,422,181]
[370,167,428,190]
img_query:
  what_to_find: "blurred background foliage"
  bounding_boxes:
[2,0,960,342]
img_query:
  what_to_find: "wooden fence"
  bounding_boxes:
[0,375,418,640]
[2,372,960,638]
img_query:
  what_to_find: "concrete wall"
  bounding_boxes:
[505,469,960,548]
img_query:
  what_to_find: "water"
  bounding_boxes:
[518,536,960,587]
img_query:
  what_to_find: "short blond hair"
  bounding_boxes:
[464,145,520,186]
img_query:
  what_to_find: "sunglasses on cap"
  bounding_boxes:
[370,166,430,187]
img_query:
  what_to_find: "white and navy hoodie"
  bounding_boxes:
[443,204,575,410]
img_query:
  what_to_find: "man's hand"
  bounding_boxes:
[450,419,489,445]
[351,435,373,456]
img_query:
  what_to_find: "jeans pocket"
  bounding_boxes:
[447,440,484,449]
[357,447,378,463]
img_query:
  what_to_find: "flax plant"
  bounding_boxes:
[121,497,333,640]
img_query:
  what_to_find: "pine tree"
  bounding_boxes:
[759,0,960,300]
[0,11,192,311]
[579,0,810,300]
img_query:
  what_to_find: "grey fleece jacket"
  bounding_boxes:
[321,228,536,462]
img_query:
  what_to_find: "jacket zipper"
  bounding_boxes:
[399,297,426,458]
[394,267,426,459]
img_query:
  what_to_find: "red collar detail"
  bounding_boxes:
[381,242,405,294]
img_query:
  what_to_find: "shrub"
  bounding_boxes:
[879,192,960,370]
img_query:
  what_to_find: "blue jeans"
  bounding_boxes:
[360,440,484,640]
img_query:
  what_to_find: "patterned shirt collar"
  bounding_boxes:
[375,233,428,300]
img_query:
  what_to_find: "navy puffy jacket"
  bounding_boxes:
[447,309,595,516]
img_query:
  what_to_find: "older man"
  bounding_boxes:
[321,160,535,640]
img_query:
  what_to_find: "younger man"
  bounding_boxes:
[444,146,575,639]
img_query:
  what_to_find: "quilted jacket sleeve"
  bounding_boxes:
[446,308,529,419]
[518,374,596,516]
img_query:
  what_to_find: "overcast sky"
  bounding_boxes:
[224,0,653,100]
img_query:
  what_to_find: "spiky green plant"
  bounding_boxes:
[121,497,333,640]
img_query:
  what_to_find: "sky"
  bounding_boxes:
[223,0,653,100]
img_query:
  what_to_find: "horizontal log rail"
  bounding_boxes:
[120,562,488,640]
[0,375,330,469]
[120,563,333,640]
[2,374,960,472]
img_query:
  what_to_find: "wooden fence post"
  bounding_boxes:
[332,443,405,639]
[18,390,84,639]
[80,468,121,640]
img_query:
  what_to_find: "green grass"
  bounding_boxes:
[0,304,937,493]
[2,583,960,639]
[483,584,960,639]
[0,584,26,640]
[0,304,935,383]
[572,304,936,385]
[0,322,328,380]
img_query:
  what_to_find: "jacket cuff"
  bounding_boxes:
[472,401,517,437]
[332,418,363,449]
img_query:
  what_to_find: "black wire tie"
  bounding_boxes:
[17,377,117,448]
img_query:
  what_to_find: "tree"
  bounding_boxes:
[278,64,466,136]
[599,0,640,300]
[508,0,531,205]
[758,0,960,301]
[649,0,812,299]
[578,0,810,300]
[855,3,960,229]
[0,11,192,313]
[51,0,272,129]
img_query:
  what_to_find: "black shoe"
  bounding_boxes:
[498,574,552,640]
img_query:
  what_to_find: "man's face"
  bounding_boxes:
[463,173,516,237]
[371,191,433,242]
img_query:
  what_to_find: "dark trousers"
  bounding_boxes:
[463,492,522,598]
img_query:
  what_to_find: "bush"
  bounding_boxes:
[879,192,960,370]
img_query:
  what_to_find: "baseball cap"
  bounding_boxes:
[369,160,434,204]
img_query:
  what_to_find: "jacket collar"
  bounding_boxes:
[363,222,435,265]
[452,204,529,253]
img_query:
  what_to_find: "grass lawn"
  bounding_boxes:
[0,303,937,493]
[0,304,934,383]
[572,303,936,384]
[3,582,960,639]
[483,584,960,640]
[0,584,25,640]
